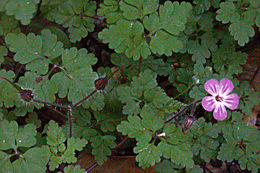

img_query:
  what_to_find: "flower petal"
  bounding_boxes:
[213,103,227,121]
[219,78,234,96]
[223,93,239,110]
[202,96,216,112]
[204,79,219,96]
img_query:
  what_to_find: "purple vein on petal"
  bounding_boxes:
[204,79,219,96]
[202,96,216,112]
[223,93,239,110]
[213,103,227,121]
[219,78,234,96]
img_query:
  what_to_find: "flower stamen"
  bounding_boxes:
[215,95,223,102]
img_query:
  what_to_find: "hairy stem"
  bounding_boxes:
[68,106,72,138]
[32,99,70,109]
[165,99,201,124]
[71,90,97,109]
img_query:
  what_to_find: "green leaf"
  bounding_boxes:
[47,0,96,42]
[187,32,217,64]
[140,105,164,132]
[212,41,247,75]
[0,14,20,36]
[0,70,20,107]
[12,145,51,173]
[189,85,207,100]
[0,119,18,150]
[193,0,219,14]
[0,151,13,173]
[216,1,257,46]
[5,29,63,74]
[47,121,87,170]
[158,140,194,168]
[3,0,40,25]
[63,137,88,163]
[47,120,66,147]
[99,19,150,60]
[117,115,152,143]
[187,118,219,162]
[234,82,260,115]
[156,160,203,173]
[90,135,116,165]
[120,0,159,20]
[216,1,239,24]
[229,19,255,46]
[94,109,123,132]
[16,123,37,148]
[159,124,194,168]
[45,26,71,48]
[25,112,41,129]
[64,165,85,173]
[18,72,58,108]
[217,121,260,173]
[144,1,192,56]
[198,12,215,31]
[51,47,104,110]
[134,142,161,168]
[97,0,123,24]
[117,70,158,115]
[155,160,180,173]
[0,119,37,150]
[0,46,7,64]
[149,30,183,56]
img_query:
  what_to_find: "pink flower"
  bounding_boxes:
[202,78,239,121]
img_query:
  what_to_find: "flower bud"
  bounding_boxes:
[35,76,43,83]
[94,77,108,91]
[184,115,194,132]
[20,89,33,102]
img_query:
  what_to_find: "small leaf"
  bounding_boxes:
[91,135,116,165]
[120,0,159,20]
[99,19,150,60]
[0,70,20,107]
[4,0,40,25]
[134,142,161,168]
[12,145,51,173]
[47,120,66,147]
[5,30,63,74]
[64,165,85,173]
[97,0,123,24]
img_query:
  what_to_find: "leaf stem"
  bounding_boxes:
[163,67,211,109]
[138,56,142,75]
[164,99,201,124]
[13,64,23,82]
[68,106,73,138]
[70,90,97,109]
[32,99,70,109]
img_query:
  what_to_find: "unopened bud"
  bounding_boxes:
[94,77,108,91]
[20,89,33,102]
[35,76,43,83]
[184,115,194,132]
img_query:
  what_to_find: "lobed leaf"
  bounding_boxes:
[90,135,116,165]
[5,30,63,74]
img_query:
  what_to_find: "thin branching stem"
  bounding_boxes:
[32,99,70,109]
[68,106,72,138]
[138,56,142,76]
[164,99,201,124]
[71,90,97,109]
